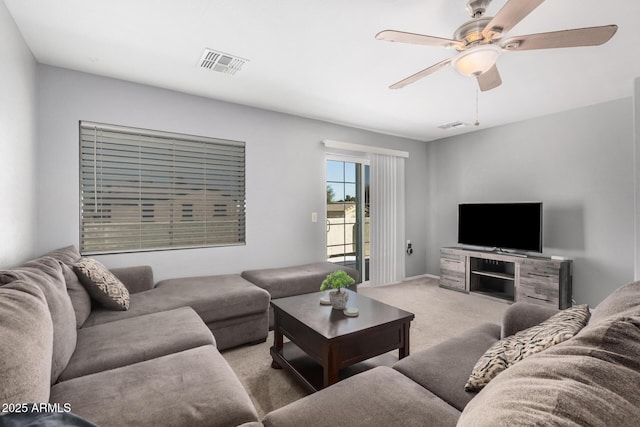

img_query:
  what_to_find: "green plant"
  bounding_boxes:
[320,270,355,293]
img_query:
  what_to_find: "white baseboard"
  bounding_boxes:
[404,273,439,281]
[361,273,439,288]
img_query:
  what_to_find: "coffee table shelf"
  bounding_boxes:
[271,342,398,392]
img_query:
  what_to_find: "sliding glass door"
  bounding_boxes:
[326,158,370,282]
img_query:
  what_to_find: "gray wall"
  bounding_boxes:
[36,65,428,281]
[0,2,38,267]
[426,98,635,307]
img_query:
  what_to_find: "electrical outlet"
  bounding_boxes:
[311,212,318,223]
[406,240,413,255]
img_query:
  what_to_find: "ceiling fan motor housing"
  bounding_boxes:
[454,17,493,48]
[466,0,492,18]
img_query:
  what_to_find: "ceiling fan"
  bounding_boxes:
[376,0,618,91]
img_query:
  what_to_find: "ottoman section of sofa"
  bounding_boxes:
[261,366,460,427]
[50,345,259,427]
[242,262,359,300]
[83,274,270,350]
[59,307,214,381]
[242,262,359,328]
[393,322,501,412]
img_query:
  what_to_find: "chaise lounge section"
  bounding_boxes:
[84,271,270,350]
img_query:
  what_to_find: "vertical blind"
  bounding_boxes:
[369,153,405,286]
[79,121,246,254]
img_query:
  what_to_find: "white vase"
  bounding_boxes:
[329,290,349,310]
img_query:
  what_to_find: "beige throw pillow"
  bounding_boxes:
[74,257,130,311]
[465,304,590,392]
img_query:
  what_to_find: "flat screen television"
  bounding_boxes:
[458,202,543,253]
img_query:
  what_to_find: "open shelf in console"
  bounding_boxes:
[469,257,515,302]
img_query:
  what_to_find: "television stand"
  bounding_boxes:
[439,247,572,309]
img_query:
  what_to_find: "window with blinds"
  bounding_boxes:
[79,121,246,254]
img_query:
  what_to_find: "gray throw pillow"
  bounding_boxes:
[43,245,82,266]
[74,258,130,311]
[61,263,92,328]
[465,304,590,392]
[0,281,53,404]
[590,280,640,324]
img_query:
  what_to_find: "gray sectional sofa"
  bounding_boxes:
[262,281,640,426]
[0,245,266,426]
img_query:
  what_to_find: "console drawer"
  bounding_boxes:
[518,280,559,308]
[520,261,561,278]
[440,257,464,273]
[440,274,465,291]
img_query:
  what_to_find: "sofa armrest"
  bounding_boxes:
[501,302,559,338]
[110,266,154,294]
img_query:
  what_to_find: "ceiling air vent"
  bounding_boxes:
[198,48,248,75]
[437,121,470,130]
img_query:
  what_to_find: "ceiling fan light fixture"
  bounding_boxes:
[452,44,502,76]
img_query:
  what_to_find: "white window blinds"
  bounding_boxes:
[79,121,246,254]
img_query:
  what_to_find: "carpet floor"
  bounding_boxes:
[221,276,509,418]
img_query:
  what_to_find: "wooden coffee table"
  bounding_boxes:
[270,289,415,392]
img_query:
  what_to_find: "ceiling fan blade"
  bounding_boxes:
[501,25,618,51]
[376,30,462,48]
[390,58,452,89]
[482,0,545,40]
[477,65,502,91]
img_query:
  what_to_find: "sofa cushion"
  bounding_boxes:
[43,245,91,327]
[501,302,559,338]
[110,265,154,294]
[74,257,130,311]
[43,245,82,266]
[262,366,460,427]
[457,315,640,427]
[59,307,215,381]
[465,304,590,392]
[83,274,270,328]
[50,346,259,427]
[62,263,92,328]
[0,256,77,385]
[590,280,640,324]
[0,281,53,404]
[392,322,499,412]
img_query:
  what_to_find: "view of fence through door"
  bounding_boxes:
[326,159,370,282]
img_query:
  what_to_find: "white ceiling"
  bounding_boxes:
[5,0,640,141]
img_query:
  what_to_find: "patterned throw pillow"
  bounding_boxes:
[465,304,590,392]
[73,258,130,311]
